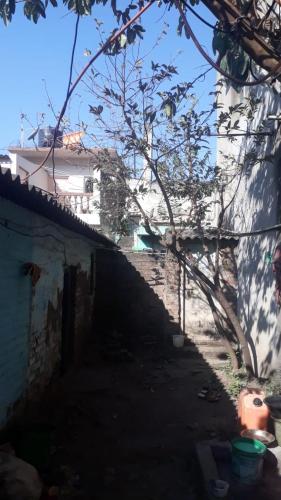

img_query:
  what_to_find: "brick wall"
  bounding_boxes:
[95,242,237,346]
[120,252,172,341]
[94,250,171,346]
[124,251,182,337]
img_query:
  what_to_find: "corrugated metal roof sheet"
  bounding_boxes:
[0,167,116,248]
[179,228,238,241]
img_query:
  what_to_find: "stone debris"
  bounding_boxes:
[197,386,222,402]
[0,451,43,500]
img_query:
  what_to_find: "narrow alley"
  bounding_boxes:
[38,339,237,500]
[3,2,281,498]
[2,172,281,499]
[0,168,237,499]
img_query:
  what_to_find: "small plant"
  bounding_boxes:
[222,357,248,399]
[263,370,281,396]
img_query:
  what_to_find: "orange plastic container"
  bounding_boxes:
[238,388,269,431]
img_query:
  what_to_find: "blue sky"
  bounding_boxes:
[0,1,216,151]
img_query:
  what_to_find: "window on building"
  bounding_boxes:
[84,176,94,193]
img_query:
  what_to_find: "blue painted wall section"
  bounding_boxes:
[0,198,32,426]
[132,225,167,251]
[0,194,101,428]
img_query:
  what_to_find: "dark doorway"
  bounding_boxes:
[61,265,77,374]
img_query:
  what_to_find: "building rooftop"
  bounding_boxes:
[8,147,118,167]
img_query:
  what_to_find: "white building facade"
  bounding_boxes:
[218,80,281,377]
[8,147,118,228]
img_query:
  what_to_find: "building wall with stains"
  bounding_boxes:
[218,82,281,377]
[0,195,100,427]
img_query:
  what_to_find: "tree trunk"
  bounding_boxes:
[214,287,254,376]
[204,288,239,371]
[172,247,254,375]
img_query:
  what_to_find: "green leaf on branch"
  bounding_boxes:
[177,15,190,38]
[162,99,176,119]
[215,36,250,87]
[139,80,148,92]
[127,26,136,44]
[120,33,127,48]
[89,104,103,115]
[212,30,229,57]
[111,0,117,15]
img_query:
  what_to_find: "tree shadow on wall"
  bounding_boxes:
[226,85,281,378]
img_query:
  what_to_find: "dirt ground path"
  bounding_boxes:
[48,345,237,499]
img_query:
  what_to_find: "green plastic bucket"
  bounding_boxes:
[232,437,266,485]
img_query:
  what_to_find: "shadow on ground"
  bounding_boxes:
[33,249,240,499]
[9,249,281,499]
[44,343,237,500]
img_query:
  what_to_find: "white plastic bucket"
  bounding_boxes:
[172,335,184,348]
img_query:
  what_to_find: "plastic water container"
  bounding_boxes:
[232,437,266,484]
[238,388,269,430]
[172,335,184,348]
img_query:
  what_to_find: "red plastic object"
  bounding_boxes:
[238,388,269,431]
